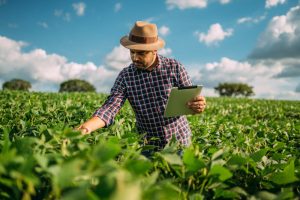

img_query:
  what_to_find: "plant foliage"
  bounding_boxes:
[0,91,299,199]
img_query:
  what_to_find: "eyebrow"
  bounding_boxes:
[130,50,148,54]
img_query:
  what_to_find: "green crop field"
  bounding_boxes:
[0,91,299,200]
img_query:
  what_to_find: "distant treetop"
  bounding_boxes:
[59,79,96,92]
[2,79,32,91]
[214,82,254,97]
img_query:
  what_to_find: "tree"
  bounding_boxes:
[59,79,96,92]
[2,79,32,91]
[214,82,254,97]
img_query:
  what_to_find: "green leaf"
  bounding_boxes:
[214,188,238,199]
[277,187,294,199]
[211,149,224,160]
[227,155,247,166]
[209,165,232,181]
[93,141,121,163]
[183,148,205,172]
[49,159,84,188]
[189,193,204,200]
[124,159,152,175]
[1,128,11,153]
[143,181,181,200]
[250,149,268,162]
[269,160,298,185]
[34,154,48,169]
[256,191,277,200]
[61,188,100,200]
[160,153,183,165]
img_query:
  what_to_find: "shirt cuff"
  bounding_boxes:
[92,112,112,128]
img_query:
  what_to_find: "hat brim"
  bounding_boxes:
[120,36,165,50]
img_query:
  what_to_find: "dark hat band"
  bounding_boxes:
[129,34,158,44]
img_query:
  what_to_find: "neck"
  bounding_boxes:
[145,55,158,71]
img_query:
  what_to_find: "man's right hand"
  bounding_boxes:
[76,116,106,135]
[76,125,91,135]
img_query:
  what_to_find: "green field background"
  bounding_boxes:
[0,91,299,199]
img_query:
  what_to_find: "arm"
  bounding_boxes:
[77,116,106,135]
[77,70,127,134]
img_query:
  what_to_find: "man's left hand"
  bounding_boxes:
[187,96,206,114]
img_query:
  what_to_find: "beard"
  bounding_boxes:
[134,62,147,69]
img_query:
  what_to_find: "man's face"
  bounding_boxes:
[130,50,157,70]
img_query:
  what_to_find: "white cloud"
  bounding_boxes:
[64,13,71,21]
[166,0,207,10]
[159,47,172,57]
[195,23,233,46]
[159,25,170,36]
[54,9,63,17]
[73,2,86,16]
[265,0,286,8]
[114,3,122,12]
[244,4,300,99]
[0,36,177,93]
[219,0,231,4]
[105,45,131,71]
[237,14,266,24]
[189,57,300,100]
[237,17,252,24]
[0,36,117,93]
[37,22,48,29]
[1,35,298,100]
[296,84,300,92]
[249,5,300,59]
[54,9,71,21]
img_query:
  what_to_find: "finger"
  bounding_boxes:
[75,125,82,130]
[187,102,206,108]
[192,95,205,101]
[190,98,206,106]
[189,105,204,111]
[189,104,205,111]
[187,101,198,106]
[191,108,203,114]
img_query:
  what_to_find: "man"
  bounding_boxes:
[78,21,206,151]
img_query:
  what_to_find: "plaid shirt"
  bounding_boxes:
[93,55,193,148]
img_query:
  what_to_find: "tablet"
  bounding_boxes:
[164,85,203,117]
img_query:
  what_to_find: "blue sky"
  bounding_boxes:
[0,0,299,100]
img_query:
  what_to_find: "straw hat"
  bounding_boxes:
[120,21,165,50]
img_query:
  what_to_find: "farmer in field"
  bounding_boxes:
[78,21,206,152]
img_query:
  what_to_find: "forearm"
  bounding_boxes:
[79,116,106,134]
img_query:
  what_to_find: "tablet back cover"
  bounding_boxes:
[164,85,203,117]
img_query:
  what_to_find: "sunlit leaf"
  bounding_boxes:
[269,160,298,185]
[209,165,232,181]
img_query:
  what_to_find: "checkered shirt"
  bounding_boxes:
[93,55,193,148]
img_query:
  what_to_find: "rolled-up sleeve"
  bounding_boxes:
[93,69,127,127]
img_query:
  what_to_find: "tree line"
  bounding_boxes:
[2,78,255,97]
[2,79,96,93]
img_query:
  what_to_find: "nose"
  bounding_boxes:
[131,53,138,62]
